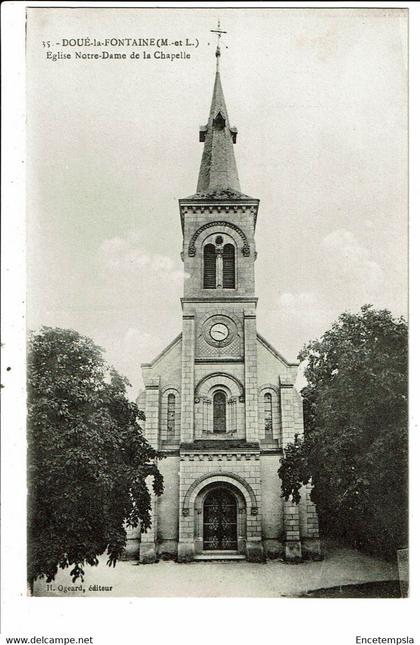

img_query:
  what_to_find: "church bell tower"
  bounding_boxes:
[179,46,260,448]
[137,27,321,564]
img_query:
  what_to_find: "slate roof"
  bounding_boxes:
[194,70,242,196]
[183,188,254,201]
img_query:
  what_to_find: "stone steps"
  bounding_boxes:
[194,551,246,561]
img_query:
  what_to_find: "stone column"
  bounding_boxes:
[123,524,142,560]
[280,382,321,561]
[279,383,297,446]
[245,508,264,562]
[284,499,302,562]
[280,382,303,561]
[143,377,160,448]
[138,379,160,563]
[139,476,158,564]
[177,455,195,562]
[181,314,195,443]
[244,454,264,562]
[204,398,211,434]
[216,247,223,288]
[301,484,322,560]
[244,309,258,442]
[228,397,237,434]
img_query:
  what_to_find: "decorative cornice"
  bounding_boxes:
[159,446,181,454]
[179,200,259,210]
[260,448,283,455]
[180,440,259,453]
[178,202,259,231]
[180,191,258,203]
[195,357,244,364]
[148,446,284,456]
[180,453,260,461]
[181,297,258,304]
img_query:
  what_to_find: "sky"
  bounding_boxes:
[26,7,408,399]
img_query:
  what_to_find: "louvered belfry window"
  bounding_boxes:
[223,244,235,288]
[213,391,227,434]
[167,393,175,434]
[204,244,216,289]
[264,392,273,439]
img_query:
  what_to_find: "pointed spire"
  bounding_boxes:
[195,30,242,198]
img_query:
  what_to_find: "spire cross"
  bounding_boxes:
[210,19,227,70]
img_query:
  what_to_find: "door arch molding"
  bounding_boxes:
[182,472,257,516]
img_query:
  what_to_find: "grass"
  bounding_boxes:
[303,580,405,598]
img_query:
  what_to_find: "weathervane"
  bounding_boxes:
[210,19,227,71]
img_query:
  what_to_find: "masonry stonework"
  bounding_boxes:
[135,56,321,564]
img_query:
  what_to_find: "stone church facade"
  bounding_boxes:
[129,53,321,563]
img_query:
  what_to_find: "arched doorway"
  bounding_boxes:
[203,488,237,551]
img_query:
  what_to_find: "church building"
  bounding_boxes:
[131,43,321,563]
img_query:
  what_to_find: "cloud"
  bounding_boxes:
[279,291,325,321]
[112,327,164,394]
[84,233,185,398]
[276,290,335,339]
[321,228,384,293]
[121,327,163,365]
[93,233,185,315]
[89,326,170,401]
[295,27,338,63]
[256,289,335,367]
[98,234,184,286]
[260,229,390,369]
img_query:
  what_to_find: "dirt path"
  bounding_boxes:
[33,543,398,598]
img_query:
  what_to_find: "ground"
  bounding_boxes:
[33,542,400,598]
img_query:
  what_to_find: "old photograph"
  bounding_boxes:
[23,6,408,600]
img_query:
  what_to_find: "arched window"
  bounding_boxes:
[213,390,227,434]
[223,244,235,289]
[167,393,176,434]
[264,392,273,439]
[203,244,216,289]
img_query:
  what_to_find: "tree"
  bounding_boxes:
[279,305,408,557]
[27,327,163,589]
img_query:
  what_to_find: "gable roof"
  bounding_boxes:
[141,333,182,369]
[257,333,299,367]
